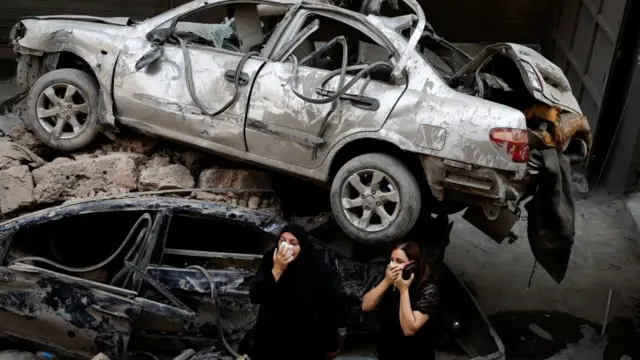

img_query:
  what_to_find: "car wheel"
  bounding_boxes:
[26,68,100,152]
[330,153,422,244]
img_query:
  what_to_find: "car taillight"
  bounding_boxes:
[489,128,529,163]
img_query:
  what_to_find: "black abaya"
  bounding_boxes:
[249,224,343,360]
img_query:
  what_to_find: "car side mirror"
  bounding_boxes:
[135,45,165,71]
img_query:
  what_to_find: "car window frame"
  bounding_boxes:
[150,1,295,60]
[270,7,401,65]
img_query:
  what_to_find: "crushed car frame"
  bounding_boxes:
[0,196,504,360]
[7,0,591,280]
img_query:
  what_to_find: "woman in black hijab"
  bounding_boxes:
[249,224,343,360]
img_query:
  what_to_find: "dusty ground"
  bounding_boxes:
[445,195,640,325]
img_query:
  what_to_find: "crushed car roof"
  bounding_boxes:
[0,195,286,235]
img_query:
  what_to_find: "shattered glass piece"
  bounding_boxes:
[176,21,238,50]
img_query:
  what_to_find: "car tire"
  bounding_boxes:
[330,153,422,244]
[26,68,100,152]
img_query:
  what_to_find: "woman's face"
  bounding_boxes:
[390,248,410,266]
[279,232,301,260]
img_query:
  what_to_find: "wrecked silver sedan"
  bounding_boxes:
[8,0,590,254]
[0,196,504,360]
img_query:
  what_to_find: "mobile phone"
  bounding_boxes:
[402,261,416,280]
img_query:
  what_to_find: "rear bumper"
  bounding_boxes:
[421,156,529,208]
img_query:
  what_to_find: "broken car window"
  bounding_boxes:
[399,25,470,79]
[288,13,394,82]
[161,213,274,270]
[5,211,156,284]
[171,3,290,53]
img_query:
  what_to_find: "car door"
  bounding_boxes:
[0,264,141,359]
[113,4,273,153]
[245,10,407,169]
[0,209,173,360]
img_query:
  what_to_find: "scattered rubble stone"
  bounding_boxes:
[529,323,554,341]
[32,154,138,204]
[197,168,273,189]
[0,165,35,215]
[0,128,286,217]
[100,135,157,155]
[173,148,210,176]
[0,141,45,170]
[10,124,49,158]
[248,196,261,209]
[144,153,171,169]
[139,164,195,191]
[0,113,24,137]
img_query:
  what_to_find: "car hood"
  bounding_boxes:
[20,15,132,26]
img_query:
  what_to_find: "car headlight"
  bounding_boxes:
[9,22,26,41]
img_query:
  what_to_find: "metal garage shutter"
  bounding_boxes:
[548,0,629,131]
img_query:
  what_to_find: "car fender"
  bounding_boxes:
[13,19,127,128]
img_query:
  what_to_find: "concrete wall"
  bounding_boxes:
[446,196,640,324]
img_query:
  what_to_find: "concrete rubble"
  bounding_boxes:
[0,124,281,219]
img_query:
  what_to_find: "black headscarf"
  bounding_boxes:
[249,224,343,360]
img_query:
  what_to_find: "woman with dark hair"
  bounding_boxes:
[248,224,343,360]
[361,241,441,360]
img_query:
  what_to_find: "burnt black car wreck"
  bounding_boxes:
[0,196,504,360]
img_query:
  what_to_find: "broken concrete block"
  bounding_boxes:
[195,168,281,214]
[248,195,260,209]
[0,165,35,214]
[0,141,46,171]
[91,353,111,360]
[11,124,49,158]
[32,154,138,204]
[139,164,195,191]
[100,135,157,155]
[197,168,273,190]
[144,154,171,169]
[174,148,210,176]
[528,323,553,341]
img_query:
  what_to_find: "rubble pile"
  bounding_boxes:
[0,124,281,219]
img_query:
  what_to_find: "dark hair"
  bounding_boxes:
[391,241,430,291]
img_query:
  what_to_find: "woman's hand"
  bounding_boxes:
[394,272,414,292]
[384,264,402,286]
[273,244,293,273]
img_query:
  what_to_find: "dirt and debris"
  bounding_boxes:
[0,165,35,214]
[489,311,640,360]
[0,126,282,218]
[32,153,139,204]
[0,141,44,171]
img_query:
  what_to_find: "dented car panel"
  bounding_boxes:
[0,196,505,360]
[0,197,286,358]
[451,43,581,115]
[0,264,141,360]
[9,0,589,253]
[11,19,131,128]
